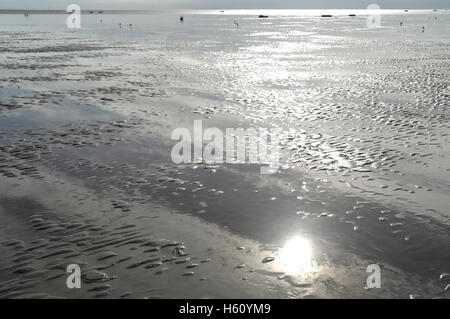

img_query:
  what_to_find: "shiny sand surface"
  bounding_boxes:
[0,11,449,298]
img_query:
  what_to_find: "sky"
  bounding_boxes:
[1,0,448,10]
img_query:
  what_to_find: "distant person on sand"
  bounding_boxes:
[422,26,425,32]
[234,20,239,28]
[180,16,184,22]
[119,23,122,29]
[129,24,132,30]
[400,21,403,26]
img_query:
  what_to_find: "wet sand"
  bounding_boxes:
[0,11,450,298]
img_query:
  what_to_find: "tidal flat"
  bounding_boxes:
[0,11,449,299]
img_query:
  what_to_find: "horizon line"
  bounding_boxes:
[1,8,448,13]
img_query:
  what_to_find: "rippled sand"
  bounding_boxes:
[0,11,449,299]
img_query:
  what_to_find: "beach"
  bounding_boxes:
[0,10,449,298]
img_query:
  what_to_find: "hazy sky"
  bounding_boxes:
[1,0,448,10]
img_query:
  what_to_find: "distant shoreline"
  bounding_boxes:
[0,9,449,15]
[1,10,187,15]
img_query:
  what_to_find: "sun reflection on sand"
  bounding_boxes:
[278,236,317,275]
